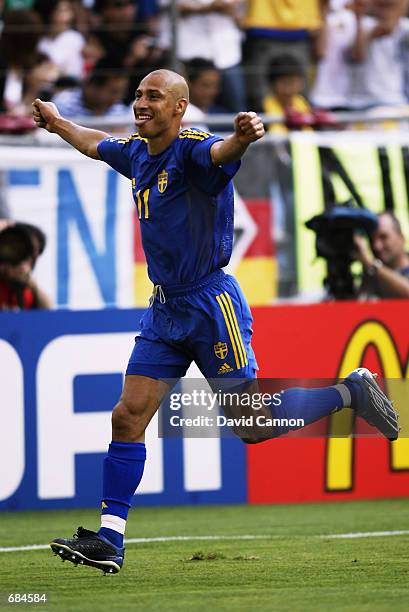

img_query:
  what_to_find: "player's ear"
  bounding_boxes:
[176,98,188,117]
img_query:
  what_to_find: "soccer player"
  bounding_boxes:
[32,69,399,574]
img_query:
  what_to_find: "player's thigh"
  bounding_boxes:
[126,315,191,381]
[195,274,258,380]
[116,329,190,439]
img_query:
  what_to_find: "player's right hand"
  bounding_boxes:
[234,111,265,145]
[32,99,61,132]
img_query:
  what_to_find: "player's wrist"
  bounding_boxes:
[233,133,251,150]
[50,115,66,134]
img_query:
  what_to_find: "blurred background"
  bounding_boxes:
[2,0,409,307]
[1,0,409,513]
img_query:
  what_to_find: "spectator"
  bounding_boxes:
[355,212,409,298]
[243,0,326,111]
[91,0,144,64]
[52,57,131,117]
[14,53,60,115]
[0,9,58,113]
[182,58,228,129]
[311,1,372,110]
[34,0,86,79]
[0,221,51,310]
[263,55,311,133]
[347,0,409,109]
[158,0,246,112]
[89,0,165,103]
[69,0,99,36]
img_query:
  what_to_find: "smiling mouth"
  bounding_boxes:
[135,114,153,123]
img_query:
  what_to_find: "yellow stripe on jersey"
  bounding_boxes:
[223,292,248,366]
[117,133,148,144]
[136,190,142,218]
[179,134,207,141]
[143,188,149,219]
[220,293,247,368]
[179,128,210,139]
[216,294,241,370]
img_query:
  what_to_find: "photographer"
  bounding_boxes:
[355,211,409,299]
[0,221,51,310]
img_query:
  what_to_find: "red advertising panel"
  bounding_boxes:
[248,301,409,503]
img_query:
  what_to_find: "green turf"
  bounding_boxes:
[1,499,408,611]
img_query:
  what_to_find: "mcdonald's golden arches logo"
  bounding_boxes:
[326,320,409,493]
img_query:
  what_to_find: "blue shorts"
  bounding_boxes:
[126,270,258,381]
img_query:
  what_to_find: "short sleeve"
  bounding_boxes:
[179,128,221,168]
[179,128,240,194]
[97,136,134,180]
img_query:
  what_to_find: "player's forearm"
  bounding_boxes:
[51,117,108,160]
[210,135,249,166]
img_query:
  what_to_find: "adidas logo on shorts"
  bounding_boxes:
[218,363,234,374]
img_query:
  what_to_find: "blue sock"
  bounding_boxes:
[270,385,346,436]
[98,441,146,548]
[342,376,363,408]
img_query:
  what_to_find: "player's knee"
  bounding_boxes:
[241,435,269,445]
[111,397,148,439]
[231,426,270,444]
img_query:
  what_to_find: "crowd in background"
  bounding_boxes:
[1,0,409,307]
[0,0,409,129]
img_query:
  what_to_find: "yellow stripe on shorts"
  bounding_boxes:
[219,293,246,368]
[215,294,241,369]
[223,292,248,366]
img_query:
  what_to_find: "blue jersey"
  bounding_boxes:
[97,128,240,287]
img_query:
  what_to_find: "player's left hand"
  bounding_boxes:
[234,112,265,145]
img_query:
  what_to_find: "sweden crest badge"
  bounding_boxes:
[214,341,228,359]
[158,169,168,193]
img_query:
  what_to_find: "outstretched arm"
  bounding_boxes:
[210,111,265,166]
[32,99,109,160]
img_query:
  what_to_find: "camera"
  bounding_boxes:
[306,201,378,300]
[0,223,46,267]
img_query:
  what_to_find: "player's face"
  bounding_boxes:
[133,75,180,138]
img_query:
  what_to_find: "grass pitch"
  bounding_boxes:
[1,499,409,611]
